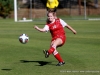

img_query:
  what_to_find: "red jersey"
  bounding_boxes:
[46,18,65,38]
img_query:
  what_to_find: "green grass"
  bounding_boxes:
[0,19,100,75]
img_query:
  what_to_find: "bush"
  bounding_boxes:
[0,0,14,19]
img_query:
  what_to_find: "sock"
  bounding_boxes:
[48,47,55,55]
[54,53,63,62]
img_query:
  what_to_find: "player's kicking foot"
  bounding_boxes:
[43,50,49,58]
[56,61,65,66]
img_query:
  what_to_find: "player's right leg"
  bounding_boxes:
[43,49,49,58]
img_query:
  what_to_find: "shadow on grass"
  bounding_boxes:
[20,60,52,66]
[1,69,12,71]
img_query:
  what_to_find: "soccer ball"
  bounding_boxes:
[19,33,29,44]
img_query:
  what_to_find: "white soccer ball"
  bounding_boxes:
[19,33,29,44]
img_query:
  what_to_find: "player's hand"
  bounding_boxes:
[73,30,77,34]
[34,25,39,30]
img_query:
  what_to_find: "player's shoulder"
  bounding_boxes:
[56,18,60,20]
[56,18,63,21]
[55,18,60,21]
[56,18,64,23]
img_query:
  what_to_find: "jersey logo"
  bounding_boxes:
[53,25,56,29]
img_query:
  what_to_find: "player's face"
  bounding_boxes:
[47,13,55,22]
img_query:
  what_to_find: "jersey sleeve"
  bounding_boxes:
[43,25,49,32]
[60,19,68,27]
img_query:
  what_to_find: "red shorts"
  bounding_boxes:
[51,35,66,46]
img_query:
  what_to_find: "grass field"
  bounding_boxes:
[0,19,100,75]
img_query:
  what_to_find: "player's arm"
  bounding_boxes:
[66,25,77,34]
[34,26,45,32]
[60,19,77,34]
[34,25,49,32]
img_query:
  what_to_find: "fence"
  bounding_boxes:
[13,0,100,21]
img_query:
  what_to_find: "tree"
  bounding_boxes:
[0,0,14,18]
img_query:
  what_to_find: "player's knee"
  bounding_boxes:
[51,44,56,49]
[53,49,58,55]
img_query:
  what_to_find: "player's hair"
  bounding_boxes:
[46,18,50,24]
[47,11,56,16]
[47,8,57,12]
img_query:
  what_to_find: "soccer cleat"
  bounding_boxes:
[56,61,65,66]
[43,50,49,58]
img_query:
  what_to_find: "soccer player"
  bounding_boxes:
[34,12,77,66]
